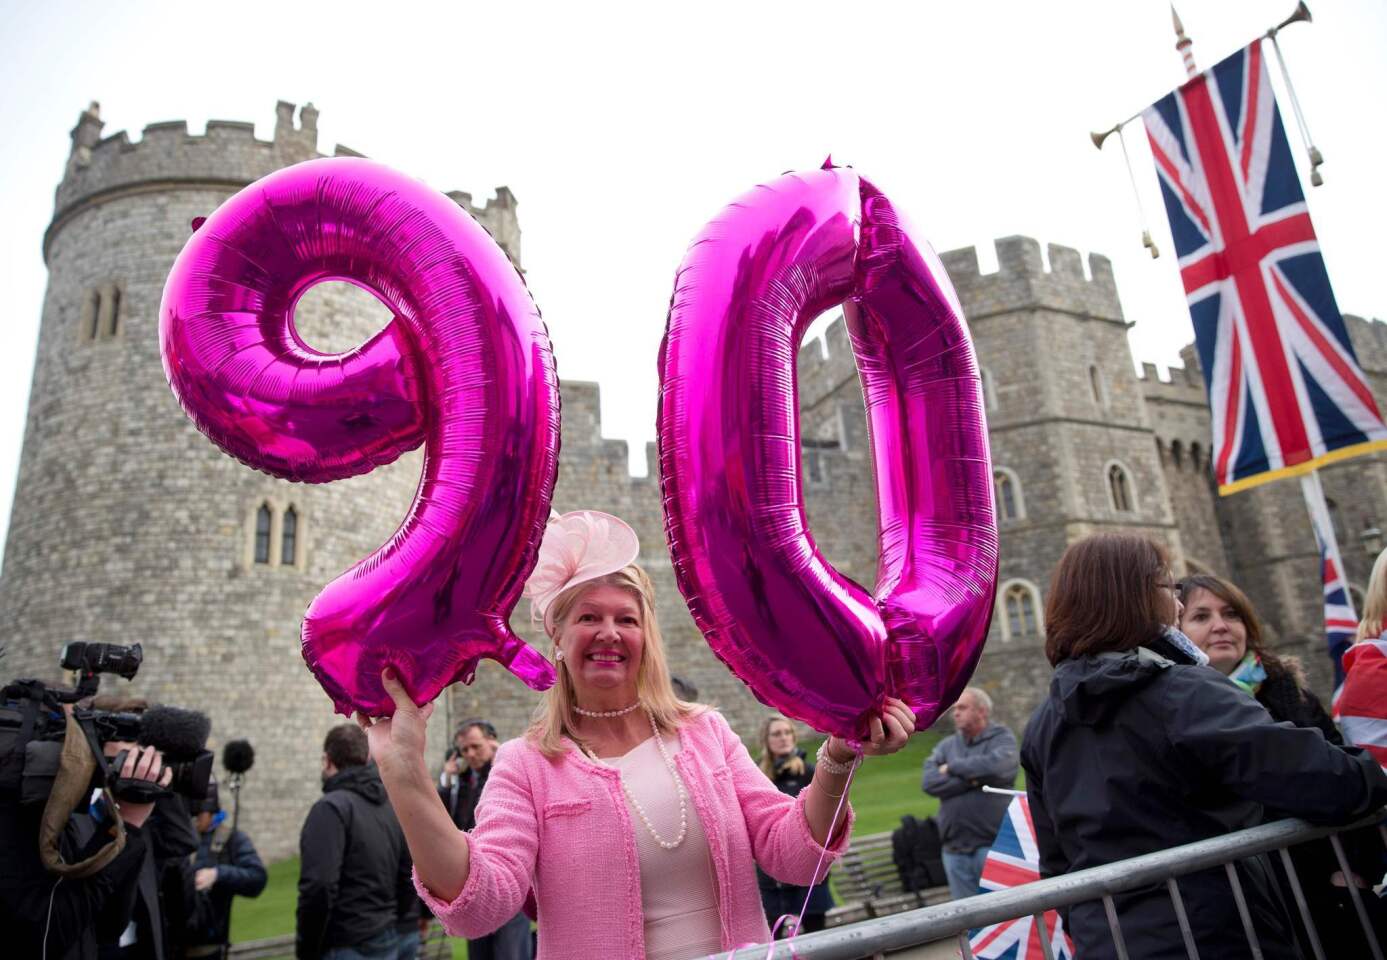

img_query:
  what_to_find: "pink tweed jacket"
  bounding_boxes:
[414,708,853,958]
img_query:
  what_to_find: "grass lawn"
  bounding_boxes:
[229,727,1001,954]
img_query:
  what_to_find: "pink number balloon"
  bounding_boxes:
[658,165,999,738]
[160,157,559,716]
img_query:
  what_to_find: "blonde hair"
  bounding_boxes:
[1357,547,1387,643]
[757,714,798,778]
[528,564,701,757]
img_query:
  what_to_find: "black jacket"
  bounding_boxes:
[438,760,491,832]
[1022,643,1387,960]
[296,764,411,960]
[185,824,267,947]
[757,751,833,916]
[1254,668,1387,957]
[96,793,200,960]
[0,798,150,960]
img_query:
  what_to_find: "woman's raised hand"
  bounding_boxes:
[356,668,435,786]
[827,697,915,760]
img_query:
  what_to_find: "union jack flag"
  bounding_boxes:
[1303,474,1358,685]
[1142,42,1387,495]
[969,795,1074,960]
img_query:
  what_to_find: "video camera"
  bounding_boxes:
[0,641,213,806]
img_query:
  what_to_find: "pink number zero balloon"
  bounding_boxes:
[657,165,999,738]
[160,157,559,716]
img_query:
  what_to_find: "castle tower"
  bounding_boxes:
[938,238,1181,709]
[0,102,522,857]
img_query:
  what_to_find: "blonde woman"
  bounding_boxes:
[361,511,914,960]
[756,715,834,936]
[1340,547,1387,772]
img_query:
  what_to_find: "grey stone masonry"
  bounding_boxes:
[4,101,1384,858]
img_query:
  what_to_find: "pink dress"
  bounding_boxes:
[604,733,721,960]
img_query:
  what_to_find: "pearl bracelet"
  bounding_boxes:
[815,739,858,776]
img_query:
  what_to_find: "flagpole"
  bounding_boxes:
[1089,3,1315,254]
[1299,470,1358,683]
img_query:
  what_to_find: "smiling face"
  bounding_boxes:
[1181,587,1248,675]
[555,582,646,702]
[766,719,797,759]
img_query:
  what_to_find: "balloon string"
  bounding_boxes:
[714,749,862,960]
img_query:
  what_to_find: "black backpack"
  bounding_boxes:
[892,814,948,891]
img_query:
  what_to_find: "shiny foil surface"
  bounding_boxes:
[160,158,560,716]
[657,166,998,738]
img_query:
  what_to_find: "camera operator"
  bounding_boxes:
[85,701,201,960]
[181,778,267,959]
[0,714,172,960]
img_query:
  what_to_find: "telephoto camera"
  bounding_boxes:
[0,642,214,806]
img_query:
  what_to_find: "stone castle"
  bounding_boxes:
[3,102,1384,858]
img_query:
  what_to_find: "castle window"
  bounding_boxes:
[1325,497,1346,546]
[980,367,999,414]
[78,284,122,341]
[1171,441,1183,469]
[993,467,1025,522]
[105,285,121,337]
[1106,462,1135,513]
[281,507,298,566]
[1089,365,1107,408]
[1190,442,1202,471]
[1348,584,1365,615]
[998,580,1043,641]
[254,504,272,564]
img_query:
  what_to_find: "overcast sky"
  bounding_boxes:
[1,1,1383,558]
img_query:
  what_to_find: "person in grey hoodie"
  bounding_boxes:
[921,687,1019,899]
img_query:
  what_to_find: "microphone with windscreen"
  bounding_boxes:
[221,738,255,837]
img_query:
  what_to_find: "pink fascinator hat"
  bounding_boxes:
[524,510,640,634]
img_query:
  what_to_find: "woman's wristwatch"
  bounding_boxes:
[815,739,857,776]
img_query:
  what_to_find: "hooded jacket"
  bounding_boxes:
[296,764,411,959]
[1022,641,1387,960]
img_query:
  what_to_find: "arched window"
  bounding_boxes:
[1107,462,1135,513]
[980,367,999,414]
[998,580,1043,641]
[281,506,298,566]
[105,285,121,337]
[1171,440,1184,469]
[993,467,1024,522]
[1089,365,1107,408]
[1325,497,1346,546]
[1190,442,1202,471]
[254,504,272,564]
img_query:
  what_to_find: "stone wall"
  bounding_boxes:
[6,100,1386,858]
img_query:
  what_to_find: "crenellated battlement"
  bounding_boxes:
[48,101,522,266]
[939,236,1123,325]
[1137,359,1205,398]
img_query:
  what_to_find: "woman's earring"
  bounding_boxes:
[555,649,565,662]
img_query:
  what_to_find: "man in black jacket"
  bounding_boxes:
[182,779,267,958]
[435,719,531,960]
[297,724,412,960]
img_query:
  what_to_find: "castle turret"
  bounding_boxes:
[0,103,519,856]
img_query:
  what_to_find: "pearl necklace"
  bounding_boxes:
[573,700,641,718]
[582,709,688,850]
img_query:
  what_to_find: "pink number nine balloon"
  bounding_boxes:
[658,165,999,738]
[160,157,560,716]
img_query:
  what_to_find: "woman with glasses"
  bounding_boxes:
[1021,533,1387,960]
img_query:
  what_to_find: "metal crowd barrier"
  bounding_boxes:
[727,810,1387,960]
